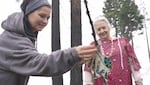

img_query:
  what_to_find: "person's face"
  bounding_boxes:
[94,20,111,40]
[28,6,51,32]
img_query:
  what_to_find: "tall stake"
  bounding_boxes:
[70,0,82,85]
[52,0,63,85]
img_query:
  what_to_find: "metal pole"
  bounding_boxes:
[141,1,150,62]
[144,19,150,61]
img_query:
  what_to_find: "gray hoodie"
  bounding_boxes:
[0,12,80,85]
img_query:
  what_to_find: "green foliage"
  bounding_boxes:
[103,0,144,41]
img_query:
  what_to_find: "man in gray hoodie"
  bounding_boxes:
[0,0,97,85]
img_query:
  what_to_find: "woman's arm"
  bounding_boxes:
[84,71,93,85]
[129,58,143,85]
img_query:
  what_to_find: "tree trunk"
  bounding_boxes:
[70,0,82,85]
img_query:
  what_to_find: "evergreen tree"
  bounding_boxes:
[103,0,144,41]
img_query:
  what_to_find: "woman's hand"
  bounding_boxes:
[75,45,97,63]
[135,79,143,85]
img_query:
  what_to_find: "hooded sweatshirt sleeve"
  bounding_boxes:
[0,31,80,76]
[0,12,81,77]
